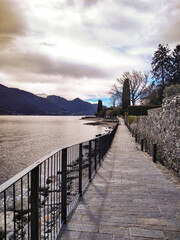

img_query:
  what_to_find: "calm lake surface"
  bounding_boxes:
[0,116,106,184]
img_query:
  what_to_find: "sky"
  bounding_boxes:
[0,0,180,106]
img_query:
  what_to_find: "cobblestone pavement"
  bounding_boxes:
[58,119,180,240]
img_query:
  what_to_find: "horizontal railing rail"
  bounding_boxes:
[0,121,118,240]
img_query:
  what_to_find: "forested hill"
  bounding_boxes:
[0,84,97,115]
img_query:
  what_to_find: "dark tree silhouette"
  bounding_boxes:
[151,44,171,89]
[97,99,102,113]
[171,44,180,84]
[122,78,130,110]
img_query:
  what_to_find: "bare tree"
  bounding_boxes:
[116,70,149,105]
[108,84,122,107]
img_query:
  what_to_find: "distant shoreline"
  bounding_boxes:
[82,117,117,129]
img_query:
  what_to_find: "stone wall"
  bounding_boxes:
[131,95,180,177]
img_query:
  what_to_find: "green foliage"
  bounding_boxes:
[151,44,171,89]
[170,45,180,85]
[122,78,130,110]
[127,105,161,116]
[97,109,106,118]
[127,115,137,125]
[149,88,163,105]
[110,107,123,117]
[163,84,180,98]
[150,44,180,104]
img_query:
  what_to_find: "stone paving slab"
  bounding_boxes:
[58,119,180,239]
[130,227,163,239]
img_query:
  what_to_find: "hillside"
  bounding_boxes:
[47,95,97,115]
[0,84,97,115]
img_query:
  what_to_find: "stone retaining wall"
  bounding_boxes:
[131,95,180,177]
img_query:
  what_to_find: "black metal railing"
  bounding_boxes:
[0,122,118,240]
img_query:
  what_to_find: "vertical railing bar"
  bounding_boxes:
[31,166,39,240]
[55,154,57,236]
[79,143,82,196]
[4,190,7,240]
[27,173,30,240]
[67,147,71,206]
[13,183,16,240]
[67,149,68,211]
[56,152,59,231]
[89,140,92,182]
[21,177,23,240]
[61,148,67,224]
[58,151,61,229]
[44,161,46,240]
[99,138,101,164]
[51,156,53,240]
[39,164,42,239]
[68,148,70,210]
[47,158,50,240]
[95,139,97,171]
[54,154,56,238]
[69,148,71,208]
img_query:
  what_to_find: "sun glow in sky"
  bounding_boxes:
[0,0,180,104]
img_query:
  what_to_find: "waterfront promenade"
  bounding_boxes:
[59,119,180,240]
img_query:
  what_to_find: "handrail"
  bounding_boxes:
[0,121,118,240]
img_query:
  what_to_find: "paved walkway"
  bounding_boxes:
[58,119,180,240]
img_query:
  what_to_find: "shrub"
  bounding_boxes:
[97,109,106,118]
[127,105,161,116]
[163,84,180,98]
[110,107,123,117]
[127,115,137,125]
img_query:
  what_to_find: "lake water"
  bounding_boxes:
[0,116,106,184]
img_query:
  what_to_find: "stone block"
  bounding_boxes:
[130,227,163,239]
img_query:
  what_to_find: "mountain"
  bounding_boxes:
[47,95,97,115]
[0,84,97,115]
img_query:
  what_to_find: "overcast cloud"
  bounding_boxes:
[0,0,179,102]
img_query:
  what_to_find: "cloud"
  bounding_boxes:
[83,0,100,7]
[0,0,179,102]
[161,1,180,44]
[0,51,110,79]
[0,0,26,48]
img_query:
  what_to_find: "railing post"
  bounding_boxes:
[31,166,39,240]
[61,148,67,224]
[153,144,157,163]
[94,139,97,171]
[98,138,101,164]
[102,136,104,157]
[141,138,144,151]
[79,144,82,196]
[89,140,92,182]
[135,134,137,142]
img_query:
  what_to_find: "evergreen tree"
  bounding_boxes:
[122,78,130,110]
[151,44,171,89]
[171,44,180,84]
[97,100,102,113]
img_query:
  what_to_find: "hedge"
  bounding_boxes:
[127,105,161,116]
